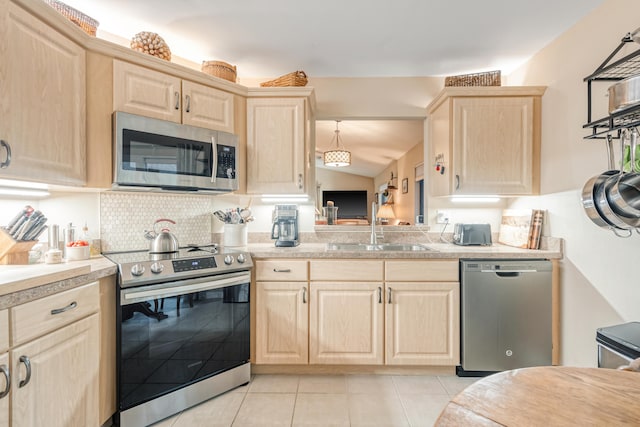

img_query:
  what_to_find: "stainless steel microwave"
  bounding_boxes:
[113,111,238,193]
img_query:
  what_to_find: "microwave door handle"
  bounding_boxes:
[211,136,217,183]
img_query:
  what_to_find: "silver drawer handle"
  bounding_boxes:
[18,356,30,388]
[273,268,291,273]
[0,364,10,398]
[377,287,382,304]
[0,140,11,169]
[174,91,180,110]
[50,301,77,315]
[302,286,307,304]
[387,287,392,304]
[185,94,191,113]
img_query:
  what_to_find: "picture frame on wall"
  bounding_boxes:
[402,178,408,193]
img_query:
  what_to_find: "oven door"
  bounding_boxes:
[113,111,238,192]
[117,272,250,413]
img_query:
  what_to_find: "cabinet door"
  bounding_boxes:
[385,282,460,366]
[0,352,7,427]
[452,97,535,195]
[428,98,453,197]
[0,2,86,185]
[113,60,182,123]
[309,282,384,365]
[246,98,306,194]
[256,282,308,364]
[182,80,234,132]
[11,314,99,427]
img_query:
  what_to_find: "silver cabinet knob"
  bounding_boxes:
[131,264,145,276]
[224,255,234,265]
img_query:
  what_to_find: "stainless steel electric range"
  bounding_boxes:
[104,245,252,427]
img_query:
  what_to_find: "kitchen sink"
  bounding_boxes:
[325,243,432,251]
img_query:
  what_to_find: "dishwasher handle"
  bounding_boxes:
[480,269,538,275]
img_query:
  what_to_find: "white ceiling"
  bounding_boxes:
[63,0,604,177]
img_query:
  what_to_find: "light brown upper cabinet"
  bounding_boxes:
[427,87,546,196]
[0,1,86,186]
[246,91,315,194]
[113,60,234,133]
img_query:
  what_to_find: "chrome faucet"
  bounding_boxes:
[370,201,377,244]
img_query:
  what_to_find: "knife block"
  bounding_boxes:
[0,228,37,265]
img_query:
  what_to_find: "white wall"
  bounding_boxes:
[507,0,640,366]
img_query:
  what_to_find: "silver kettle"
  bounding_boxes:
[145,218,179,253]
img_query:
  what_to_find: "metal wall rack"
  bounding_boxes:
[583,31,640,140]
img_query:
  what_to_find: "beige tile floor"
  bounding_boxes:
[150,374,478,427]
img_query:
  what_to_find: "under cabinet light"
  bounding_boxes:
[0,187,50,198]
[261,194,309,203]
[450,196,500,203]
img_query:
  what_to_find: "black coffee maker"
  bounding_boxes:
[271,204,299,247]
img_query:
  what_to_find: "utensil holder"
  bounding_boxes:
[0,228,37,265]
[223,224,248,247]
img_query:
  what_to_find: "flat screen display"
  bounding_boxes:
[322,190,368,219]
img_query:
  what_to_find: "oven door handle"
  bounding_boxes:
[121,272,250,304]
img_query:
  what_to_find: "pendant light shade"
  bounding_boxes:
[323,120,351,167]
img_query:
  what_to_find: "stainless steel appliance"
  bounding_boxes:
[596,322,640,369]
[452,223,492,246]
[271,204,299,247]
[458,259,552,376]
[104,245,252,427]
[113,111,238,193]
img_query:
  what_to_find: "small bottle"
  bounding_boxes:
[80,222,99,257]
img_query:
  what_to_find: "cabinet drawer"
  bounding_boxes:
[385,260,459,281]
[0,310,7,352]
[256,260,308,281]
[11,282,100,346]
[310,260,383,281]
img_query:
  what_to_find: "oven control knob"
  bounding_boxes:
[130,264,145,277]
[237,254,246,264]
[150,262,164,274]
[224,255,234,265]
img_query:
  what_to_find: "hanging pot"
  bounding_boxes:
[607,128,640,219]
[581,135,633,237]
[144,218,179,253]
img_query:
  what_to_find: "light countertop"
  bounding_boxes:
[0,239,561,309]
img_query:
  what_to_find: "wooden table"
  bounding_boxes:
[436,366,640,426]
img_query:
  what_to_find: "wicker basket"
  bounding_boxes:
[260,71,308,87]
[43,0,99,36]
[445,70,501,87]
[130,31,171,61]
[201,61,237,83]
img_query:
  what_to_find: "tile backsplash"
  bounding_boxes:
[100,192,216,252]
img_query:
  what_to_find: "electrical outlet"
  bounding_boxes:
[436,210,450,224]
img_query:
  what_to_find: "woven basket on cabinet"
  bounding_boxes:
[43,0,99,36]
[444,70,501,87]
[201,61,237,83]
[260,71,308,87]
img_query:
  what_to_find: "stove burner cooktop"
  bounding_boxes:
[104,244,252,288]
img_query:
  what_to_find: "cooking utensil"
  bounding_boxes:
[213,210,227,223]
[608,75,640,114]
[607,128,640,219]
[581,135,633,237]
[145,218,179,253]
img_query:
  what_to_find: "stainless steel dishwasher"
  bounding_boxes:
[458,259,552,376]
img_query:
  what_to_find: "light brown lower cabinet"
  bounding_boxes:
[256,282,308,364]
[309,282,384,365]
[4,282,100,427]
[254,258,460,367]
[0,352,8,427]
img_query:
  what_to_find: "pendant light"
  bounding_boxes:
[323,120,351,167]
